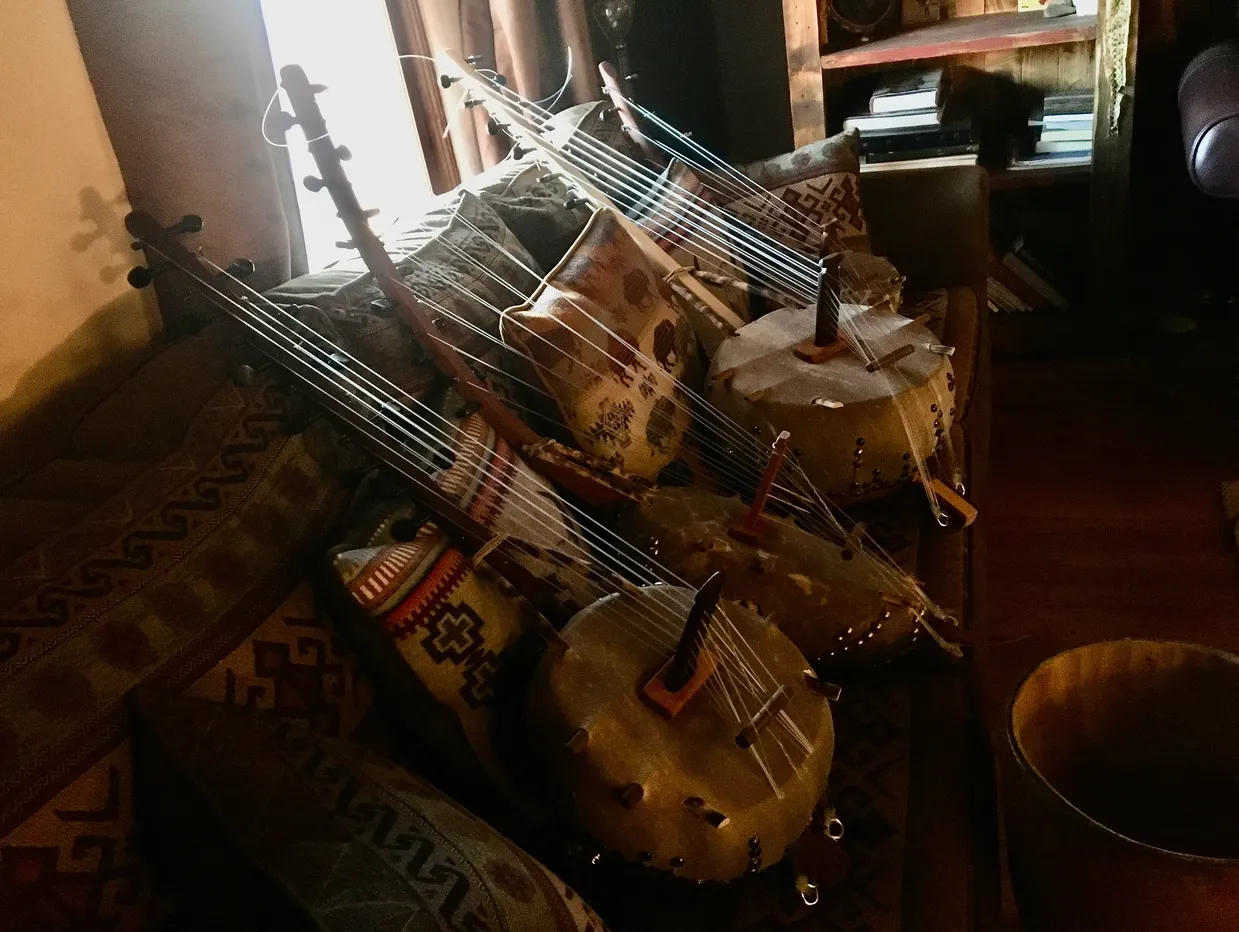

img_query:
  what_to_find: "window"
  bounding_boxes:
[260,0,433,271]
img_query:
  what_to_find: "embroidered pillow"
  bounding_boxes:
[129,690,608,932]
[728,129,871,255]
[545,100,647,167]
[325,403,598,815]
[501,209,697,480]
[266,191,542,398]
[630,158,751,358]
[481,168,594,273]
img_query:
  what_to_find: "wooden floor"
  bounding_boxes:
[976,328,1239,927]
[981,327,1239,722]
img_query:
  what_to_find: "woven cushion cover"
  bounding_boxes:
[479,163,594,274]
[502,209,697,480]
[630,159,752,358]
[129,689,606,932]
[729,130,871,255]
[0,340,371,932]
[545,101,647,169]
[265,190,542,400]
[325,407,597,815]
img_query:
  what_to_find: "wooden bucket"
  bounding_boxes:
[1004,640,1239,932]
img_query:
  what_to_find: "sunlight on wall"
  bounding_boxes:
[260,0,433,271]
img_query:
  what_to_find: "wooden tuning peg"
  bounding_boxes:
[492,73,508,86]
[465,54,485,65]
[303,176,326,193]
[865,344,915,373]
[486,116,508,136]
[127,263,168,289]
[439,74,460,88]
[335,145,352,162]
[736,684,793,749]
[269,110,297,135]
[512,144,533,159]
[165,214,203,235]
[224,258,256,279]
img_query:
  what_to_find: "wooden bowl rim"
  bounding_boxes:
[1005,638,1239,866]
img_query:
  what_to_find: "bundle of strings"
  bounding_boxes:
[147,235,828,789]
[451,72,963,521]
[256,75,962,667]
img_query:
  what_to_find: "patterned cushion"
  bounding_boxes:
[0,360,372,932]
[128,690,607,932]
[632,159,751,357]
[266,191,543,398]
[325,405,598,815]
[545,100,647,167]
[501,209,697,480]
[480,165,593,274]
[729,129,871,255]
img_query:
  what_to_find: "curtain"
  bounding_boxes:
[409,0,600,180]
[68,0,305,320]
[386,0,462,194]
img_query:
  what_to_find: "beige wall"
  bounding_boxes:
[0,0,159,452]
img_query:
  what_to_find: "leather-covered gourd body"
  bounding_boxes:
[616,486,924,668]
[708,306,953,502]
[526,585,834,881]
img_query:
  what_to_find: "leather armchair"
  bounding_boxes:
[1180,42,1239,198]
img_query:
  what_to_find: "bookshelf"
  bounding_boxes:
[780,0,1140,311]
[820,11,1095,69]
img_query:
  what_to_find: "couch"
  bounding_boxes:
[0,157,992,931]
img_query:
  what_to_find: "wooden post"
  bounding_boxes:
[814,251,842,346]
[731,431,792,544]
[782,0,828,148]
[793,246,848,364]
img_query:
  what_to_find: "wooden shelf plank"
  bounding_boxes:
[990,163,1092,190]
[821,12,1096,71]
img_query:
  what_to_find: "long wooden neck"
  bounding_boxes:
[279,65,541,452]
[125,210,575,633]
[278,65,644,509]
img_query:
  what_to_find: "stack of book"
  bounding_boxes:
[844,69,978,172]
[1010,89,1094,171]
[987,237,1071,313]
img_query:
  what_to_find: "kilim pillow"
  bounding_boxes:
[545,100,648,169]
[325,402,598,819]
[0,334,371,932]
[266,190,542,399]
[631,158,752,358]
[728,129,871,255]
[481,181,594,276]
[129,689,607,932]
[501,209,698,480]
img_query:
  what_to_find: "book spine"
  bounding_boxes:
[860,128,974,153]
[869,91,938,114]
[844,112,941,132]
[1002,251,1068,308]
[864,144,978,163]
